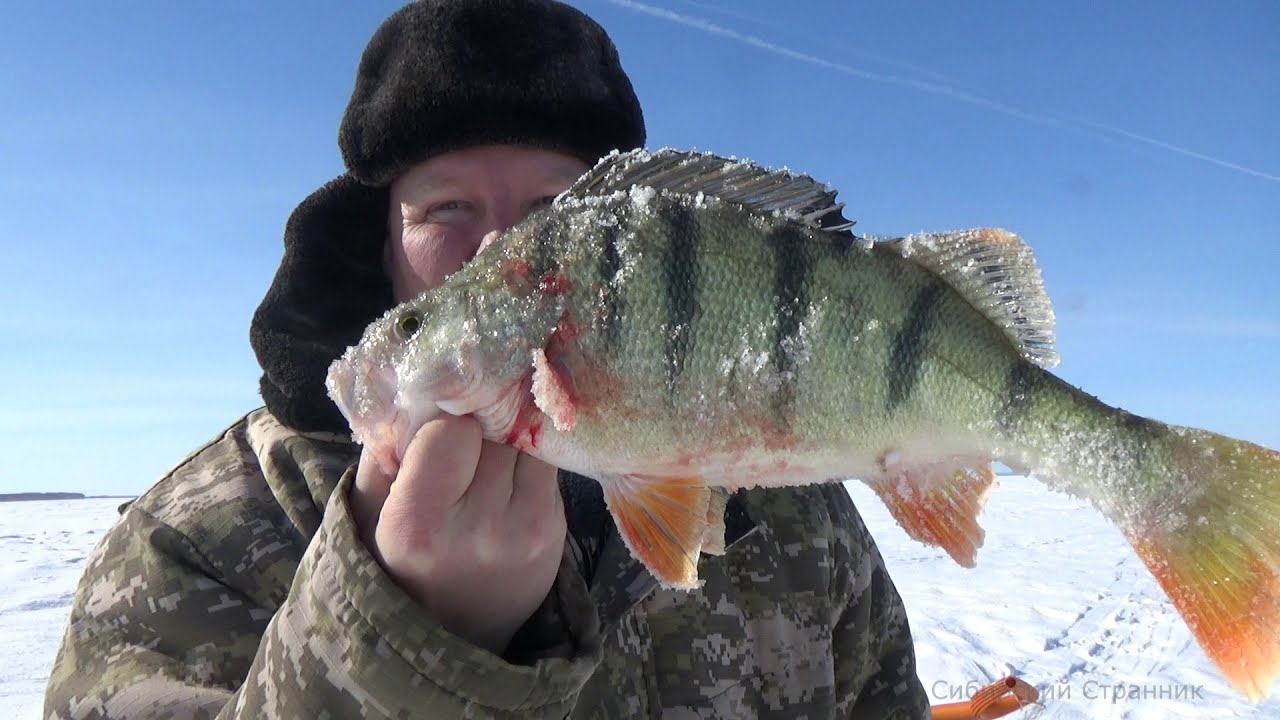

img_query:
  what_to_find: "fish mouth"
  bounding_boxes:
[326,352,404,474]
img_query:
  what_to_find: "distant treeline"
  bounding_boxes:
[0,492,87,502]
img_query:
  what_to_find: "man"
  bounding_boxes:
[45,1,930,717]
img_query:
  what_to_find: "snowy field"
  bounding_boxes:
[3,484,1276,719]
[1,498,123,720]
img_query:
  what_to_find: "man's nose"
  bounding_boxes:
[475,203,527,255]
[489,202,527,236]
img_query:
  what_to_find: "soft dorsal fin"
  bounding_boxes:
[565,148,856,232]
[884,228,1059,368]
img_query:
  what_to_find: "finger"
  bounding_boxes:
[477,229,503,255]
[461,440,520,516]
[351,446,394,545]
[506,453,566,551]
[387,415,483,527]
[507,452,560,512]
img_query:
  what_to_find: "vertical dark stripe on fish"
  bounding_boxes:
[999,361,1041,436]
[532,216,558,277]
[886,283,944,412]
[662,200,699,393]
[768,224,811,427]
[594,207,625,354]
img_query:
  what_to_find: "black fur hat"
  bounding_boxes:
[251,0,645,433]
[340,0,645,187]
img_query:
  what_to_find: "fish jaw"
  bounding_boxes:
[326,333,529,473]
[326,341,426,475]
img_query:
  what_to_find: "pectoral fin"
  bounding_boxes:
[602,475,712,590]
[531,347,577,431]
[866,456,996,568]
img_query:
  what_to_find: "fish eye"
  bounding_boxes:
[395,310,423,339]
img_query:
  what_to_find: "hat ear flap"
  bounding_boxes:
[251,174,393,432]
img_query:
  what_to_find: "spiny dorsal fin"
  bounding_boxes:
[884,229,1059,368]
[565,148,855,232]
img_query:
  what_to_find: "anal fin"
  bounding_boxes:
[866,456,996,568]
[602,475,711,590]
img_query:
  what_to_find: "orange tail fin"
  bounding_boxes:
[1126,430,1280,700]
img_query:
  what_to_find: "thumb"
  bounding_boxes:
[385,415,484,529]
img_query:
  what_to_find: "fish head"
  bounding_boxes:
[326,256,569,474]
[325,296,443,475]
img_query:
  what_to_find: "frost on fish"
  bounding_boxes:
[327,147,1280,700]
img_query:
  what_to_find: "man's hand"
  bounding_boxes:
[349,414,566,655]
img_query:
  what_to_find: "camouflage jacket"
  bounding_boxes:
[45,408,929,719]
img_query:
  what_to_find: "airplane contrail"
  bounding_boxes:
[673,0,962,85]
[603,0,1279,183]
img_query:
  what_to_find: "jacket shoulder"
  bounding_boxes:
[129,412,263,521]
[123,409,357,608]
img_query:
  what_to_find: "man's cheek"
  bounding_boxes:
[403,229,481,291]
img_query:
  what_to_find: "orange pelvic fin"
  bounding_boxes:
[602,475,711,590]
[866,455,995,568]
[1125,431,1280,701]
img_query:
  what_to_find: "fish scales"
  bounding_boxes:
[536,190,1021,497]
[551,192,876,466]
[328,148,1280,701]
[494,189,1004,471]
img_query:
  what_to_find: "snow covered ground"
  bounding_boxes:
[3,484,1275,719]
[1,498,123,720]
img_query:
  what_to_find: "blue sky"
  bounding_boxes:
[2,1,1276,495]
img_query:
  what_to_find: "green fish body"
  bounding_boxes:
[327,149,1280,700]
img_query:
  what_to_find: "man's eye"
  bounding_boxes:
[427,200,472,222]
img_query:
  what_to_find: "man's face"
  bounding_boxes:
[385,145,589,301]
